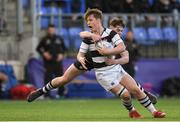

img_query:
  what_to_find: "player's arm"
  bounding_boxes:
[77,39,90,70]
[98,42,126,56]
[77,52,87,70]
[79,31,92,38]
[98,30,126,56]
[105,50,129,65]
[79,31,101,42]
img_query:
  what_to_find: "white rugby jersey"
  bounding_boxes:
[79,28,123,70]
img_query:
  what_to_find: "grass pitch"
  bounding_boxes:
[0,98,180,121]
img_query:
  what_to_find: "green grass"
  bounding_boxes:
[0,98,180,121]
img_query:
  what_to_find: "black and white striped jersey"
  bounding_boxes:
[79,28,123,70]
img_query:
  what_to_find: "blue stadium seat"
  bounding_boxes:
[40,7,61,28]
[57,28,70,49]
[69,27,83,49]
[148,0,155,6]
[39,7,49,29]
[162,27,177,42]
[69,0,86,13]
[46,6,59,14]
[147,27,163,42]
[132,27,148,44]
[42,0,71,13]
[80,0,86,13]
[57,0,71,13]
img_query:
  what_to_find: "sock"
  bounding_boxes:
[122,99,133,111]
[117,86,126,97]
[136,82,144,92]
[116,86,133,111]
[42,82,55,93]
[138,95,156,113]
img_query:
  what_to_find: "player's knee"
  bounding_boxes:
[130,87,142,97]
[121,91,131,101]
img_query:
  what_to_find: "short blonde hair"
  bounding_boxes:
[84,8,103,21]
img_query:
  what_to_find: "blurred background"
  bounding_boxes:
[0,0,180,100]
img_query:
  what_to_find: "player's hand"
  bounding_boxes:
[105,58,116,65]
[91,34,101,42]
[78,57,87,70]
[97,48,111,56]
[43,52,52,60]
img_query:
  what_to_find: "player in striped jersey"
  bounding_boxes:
[27,8,165,118]
[108,17,157,105]
[27,33,142,119]
[79,17,157,118]
[77,8,165,118]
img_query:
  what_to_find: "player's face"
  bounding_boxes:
[86,14,100,33]
[110,25,124,36]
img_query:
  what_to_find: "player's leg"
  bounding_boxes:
[111,85,142,118]
[95,67,142,118]
[27,64,85,102]
[136,82,157,104]
[144,90,157,104]
[120,73,165,118]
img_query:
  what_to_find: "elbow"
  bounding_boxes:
[122,46,126,52]
[125,56,129,64]
[79,32,84,38]
[79,31,90,38]
[77,53,80,60]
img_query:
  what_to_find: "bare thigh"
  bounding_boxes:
[52,64,85,86]
[63,64,85,82]
[120,73,138,92]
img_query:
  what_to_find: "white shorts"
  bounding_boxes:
[95,64,127,91]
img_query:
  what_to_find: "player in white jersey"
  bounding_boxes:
[79,17,158,118]
[77,8,165,118]
[27,8,165,118]
[27,30,142,118]
[109,17,157,103]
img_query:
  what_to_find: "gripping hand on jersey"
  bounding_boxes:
[78,57,87,70]
[77,52,87,70]
[97,48,111,56]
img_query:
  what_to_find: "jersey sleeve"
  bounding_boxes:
[111,32,123,46]
[79,39,90,53]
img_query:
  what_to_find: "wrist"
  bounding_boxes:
[114,60,118,64]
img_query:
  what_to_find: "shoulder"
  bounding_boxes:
[104,28,117,38]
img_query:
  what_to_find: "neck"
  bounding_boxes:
[93,25,104,35]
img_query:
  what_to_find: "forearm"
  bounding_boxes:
[115,50,129,64]
[105,50,129,65]
[114,56,129,65]
[108,42,126,55]
[79,31,93,39]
